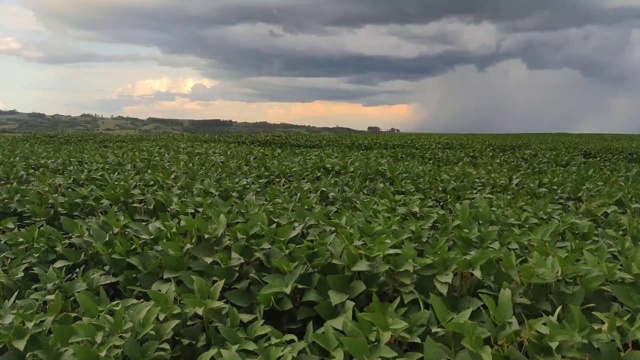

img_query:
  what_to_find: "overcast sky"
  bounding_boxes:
[2,0,640,132]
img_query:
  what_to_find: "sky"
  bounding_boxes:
[2,1,640,132]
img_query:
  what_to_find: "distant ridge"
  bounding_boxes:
[0,110,364,134]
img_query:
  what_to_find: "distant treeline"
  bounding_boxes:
[0,110,20,116]
[147,117,236,128]
[27,112,47,119]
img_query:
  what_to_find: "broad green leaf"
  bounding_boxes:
[197,350,218,360]
[211,280,225,301]
[373,345,398,358]
[339,336,370,359]
[496,288,513,323]
[329,290,350,305]
[192,276,211,299]
[351,260,370,271]
[623,351,640,360]
[327,275,350,293]
[429,294,450,325]
[424,337,450,359]
[579,273,605,293]
[60,216,79,233]
[147,289,173,308]
[52,325,75,346]
[124,337,143,360]
[219,349,242,360]
[610,285,640,308]
[11,337,28,352]
[70,345,100,360]
[75,293,100,318]
[0,352,23,360]
[225,289,253,307]
[48,292,63,315]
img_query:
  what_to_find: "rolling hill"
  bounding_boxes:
[0,110,366,134]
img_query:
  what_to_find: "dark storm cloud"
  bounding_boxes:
[90,0,636,33]
[22,0,640,77]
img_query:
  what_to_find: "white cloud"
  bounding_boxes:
[0,37,22,52]
[0,36,41,59]
[0,4,43,32]
[113,77,217,97]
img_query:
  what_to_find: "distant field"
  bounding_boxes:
[1,133,640,359]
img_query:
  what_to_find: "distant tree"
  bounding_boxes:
[0,109,19,116]
[27,112,47,119]
[367,126,381,132]
[388,127,400,133]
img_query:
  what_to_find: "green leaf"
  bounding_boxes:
[225,289,253,307]
[623,351,640,360]
[313,324,340,351]
[219,326,243,345]
[71,323,97,341]
[75,293,100,318]
[435,272,453,284]
[477,346,492,360]
[424,337,450,359]
[373,345,398,358]
[91,225,108,243]
[0,352,23,360]
[11,336,28,352]
[192,276,211,299]
[211,280,225,301]
[147,289,173,308]
[505,346,529,360]
[339,336,370,359]
[48,292,63,315]
[155,320,181,341]
[260,280,288,296]
[329,290,350,305]
[351,260,370,271]
[327,275,350,293]
[349,280,367,297]
[579,273,605,293]
[219,349,242,360]
[52,325,75,346]
[124,337,143,360]
[434,280,449,295]
[60,216,79,233]
[197,350,218,360]
[479,294,496,320]
[429,294,450,325]
[610,285,640,308]
[131,302,155,326]
[70,345,100,360]
[496,288,513,323]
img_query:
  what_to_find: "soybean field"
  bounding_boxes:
[1,133,640,359]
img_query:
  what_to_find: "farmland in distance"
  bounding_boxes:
[1,133,640,359]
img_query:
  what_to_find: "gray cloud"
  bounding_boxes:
[407,59,640,133]
[17,0,640,132]
[187,77,408,105]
